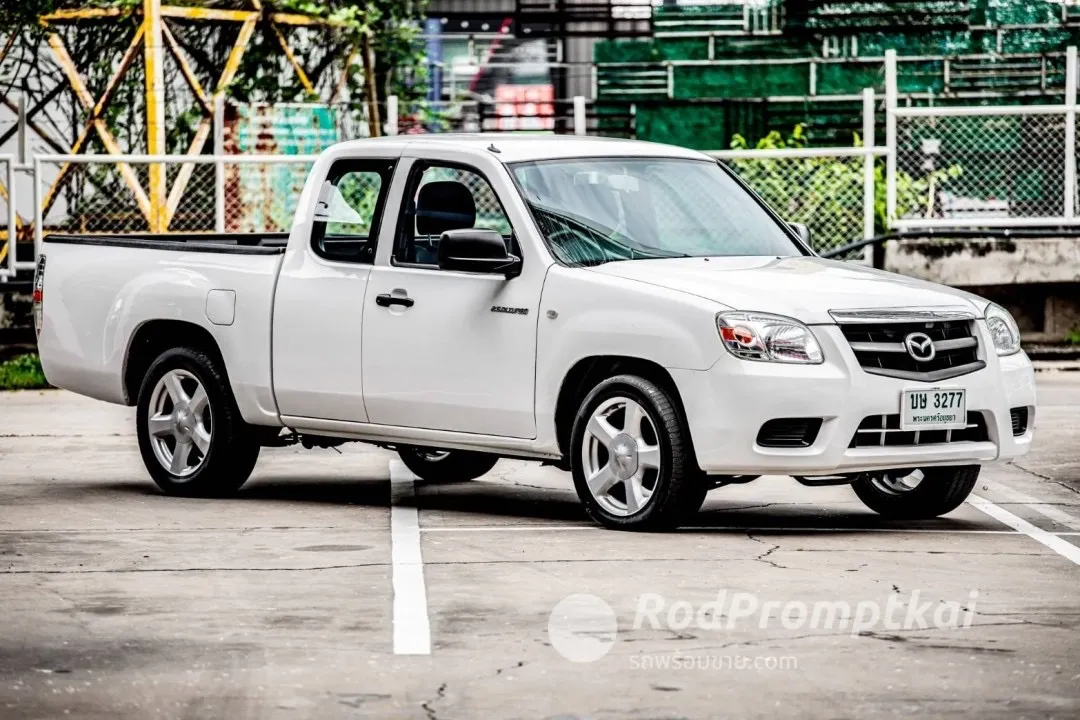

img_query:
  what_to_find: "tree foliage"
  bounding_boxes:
[0,1,429,154]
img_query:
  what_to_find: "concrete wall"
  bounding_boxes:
[885,236,1080,341]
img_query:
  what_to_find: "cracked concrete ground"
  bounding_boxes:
[2,375,1080,719]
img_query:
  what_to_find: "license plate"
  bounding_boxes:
[901,388,967,431]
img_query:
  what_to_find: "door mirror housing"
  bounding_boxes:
[789,222,812,247]
[437,229,522,278]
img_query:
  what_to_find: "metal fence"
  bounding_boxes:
[893,108,1068,227]
[712,147,880,259]
[709,88,883,259]
[32,155,317,252]
[24,97,882,262]
[0,155,15,281]
[12,46,1080,272]
[884,46,1080,229]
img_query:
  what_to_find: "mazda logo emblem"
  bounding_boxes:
[904,332,936,362]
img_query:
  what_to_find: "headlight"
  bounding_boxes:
[716,311,824,364]
[985,303,1021,356]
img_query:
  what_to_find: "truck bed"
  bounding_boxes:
[37,233,285,424]
[44,233,288,255]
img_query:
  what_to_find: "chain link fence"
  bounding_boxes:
[415,165,510,235]
[709,149,878,259]
[894,110,1067,223]
[35,156,315,236]
[223,160,314,233]
[32,149,879,259]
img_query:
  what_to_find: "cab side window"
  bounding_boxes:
[311,160,395,263]
[394,163,513,266]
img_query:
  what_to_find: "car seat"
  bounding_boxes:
[411,181,477,265]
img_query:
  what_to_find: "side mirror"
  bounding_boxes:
[438,228,522,278]
[789,222,812,247]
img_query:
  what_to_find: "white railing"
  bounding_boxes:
[0,155,15,280]
[885,46,1080,229]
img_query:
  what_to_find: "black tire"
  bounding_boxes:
[136,346,260,497]
[398,447,498,482]
[569,374,705,531]
[851,465,980,519]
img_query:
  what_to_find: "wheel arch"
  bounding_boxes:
[553,355,697,467]
[123,320,227,405]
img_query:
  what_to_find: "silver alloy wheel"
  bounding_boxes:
[581,396,662,517]
[417,450,451,462]
[147,369,212,479]
[868,468,925,496]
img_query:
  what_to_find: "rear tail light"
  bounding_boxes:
[33,254,46,338]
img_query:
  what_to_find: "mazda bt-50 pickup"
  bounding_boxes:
[35,135,1036,530]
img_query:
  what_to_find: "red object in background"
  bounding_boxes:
[494,84,555,131]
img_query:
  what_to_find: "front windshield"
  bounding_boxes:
[511,157,802,266]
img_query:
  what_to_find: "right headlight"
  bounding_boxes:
[716,311,824,364]
[985,303,1021,356]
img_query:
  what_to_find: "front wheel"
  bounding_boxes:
[851,465,980,519]
[136,347,260,497]
[397,447,498,482]
[570,374,705,531]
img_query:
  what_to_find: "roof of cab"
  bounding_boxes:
[330,133,713,164]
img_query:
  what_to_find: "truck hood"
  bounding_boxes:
[589,256,986,324]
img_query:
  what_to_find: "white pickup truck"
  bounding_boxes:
[36,135,1035,530]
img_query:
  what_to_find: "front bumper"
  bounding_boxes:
[670,322,1036,476]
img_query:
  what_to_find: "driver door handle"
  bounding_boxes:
[376,293,414,308]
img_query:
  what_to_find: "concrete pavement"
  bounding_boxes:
[1,378,1079,719]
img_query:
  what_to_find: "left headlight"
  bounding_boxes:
[985,303,1021,356]
[716,311,824,364]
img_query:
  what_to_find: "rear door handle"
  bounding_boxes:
[375,293,414,308]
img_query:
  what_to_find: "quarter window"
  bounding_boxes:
[311,160,395,263]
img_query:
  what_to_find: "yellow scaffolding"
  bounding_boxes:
[2,0,350,239]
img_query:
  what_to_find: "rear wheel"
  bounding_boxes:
[136,347,260,497]
[570,374,705,531]
[851,465,980,519]
[397,447,498,482]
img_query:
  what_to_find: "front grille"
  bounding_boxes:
[849,412,989,448]
[838,319,984,382]
[1010,407,1029,436]
[756,418,823,448]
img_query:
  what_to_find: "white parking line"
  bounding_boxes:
[967,493,1080,567]
[389,459,431,655]
[422,525,1026,535]
[981,479,1080,530]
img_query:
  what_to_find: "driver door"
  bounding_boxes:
[361,156,543,438]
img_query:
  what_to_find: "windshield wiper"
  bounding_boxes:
[527,202,692,263]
